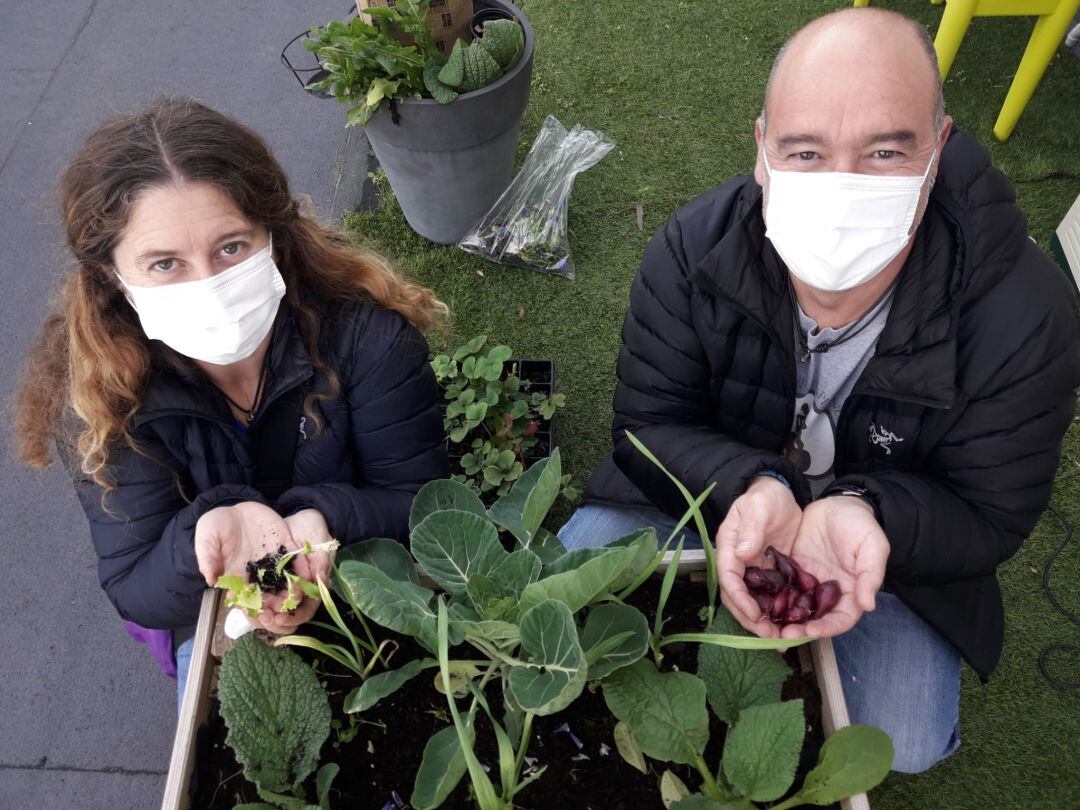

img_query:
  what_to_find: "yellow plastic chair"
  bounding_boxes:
[853,0,1080,140]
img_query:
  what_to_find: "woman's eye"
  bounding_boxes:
[152,259,175,272]
[874,150,896,159]
[221,242,242,257]
[796,151,817,161]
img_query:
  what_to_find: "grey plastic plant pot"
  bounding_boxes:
[361,0,534,245]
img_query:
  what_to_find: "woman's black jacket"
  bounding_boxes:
[67,299,449,629]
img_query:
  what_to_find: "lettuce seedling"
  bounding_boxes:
[213,539,340,617]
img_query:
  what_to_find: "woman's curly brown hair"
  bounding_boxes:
[14,97,447,492]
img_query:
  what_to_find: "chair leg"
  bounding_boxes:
[934,0,978,80]
[853,0,871,6]
[994,0,1080,140]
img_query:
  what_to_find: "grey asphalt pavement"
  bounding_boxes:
[0,2,371,808]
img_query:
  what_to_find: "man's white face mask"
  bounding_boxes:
[116,233,286,365]
[762,147,937,292]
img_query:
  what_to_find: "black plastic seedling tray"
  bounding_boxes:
[442,357,555,463]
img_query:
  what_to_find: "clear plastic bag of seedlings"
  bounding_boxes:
[458,114,614,279]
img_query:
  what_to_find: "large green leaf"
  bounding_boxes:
[335,537,418,584]
[607,528,660,590]
[539,545,611,577]
[410,479,486,532]
[602,660,709,765]
[411,725,469,810]
[411,509,507,597]
[344,659,429,713]
[489,547,542,597]
[786,724,894,805]
[464,574,518,621]
[580,603,650,680]
[529,526,568,564]
[337,559,442,652]
[697,610,790,725]
[447,602,521,645]
[508,599,586,715]
[218,634,331,793]
[488,450,563,548]
[519,543,637,614]
[722,700,805,802]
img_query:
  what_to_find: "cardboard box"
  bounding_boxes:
[356,0,474,54]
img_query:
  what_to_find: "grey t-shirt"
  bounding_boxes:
[785,292,894,497]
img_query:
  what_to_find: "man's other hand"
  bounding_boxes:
[778,495,889,640]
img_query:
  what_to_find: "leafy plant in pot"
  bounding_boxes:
[304,0,535,244]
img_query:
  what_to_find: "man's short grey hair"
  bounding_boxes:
[760,12,946,136]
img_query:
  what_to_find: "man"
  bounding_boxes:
[560,7,1080,773]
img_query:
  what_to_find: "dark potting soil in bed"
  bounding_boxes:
[191,577,831,810]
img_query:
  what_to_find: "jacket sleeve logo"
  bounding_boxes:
[868,422,903,455]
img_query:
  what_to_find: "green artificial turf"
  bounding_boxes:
[341,1,1080,806]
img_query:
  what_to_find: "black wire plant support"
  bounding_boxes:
[280,3,358,99]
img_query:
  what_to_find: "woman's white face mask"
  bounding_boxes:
[762,148,937,292]
[116,233,286,365]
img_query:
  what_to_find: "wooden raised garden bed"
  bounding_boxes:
[163,549,871,810]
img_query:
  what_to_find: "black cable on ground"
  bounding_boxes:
[1036,504,1079,690]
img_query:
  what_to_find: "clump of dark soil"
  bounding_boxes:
[246,545,291,593]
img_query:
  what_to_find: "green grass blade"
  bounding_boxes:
[625,430,719,620]
[660,632,813,650]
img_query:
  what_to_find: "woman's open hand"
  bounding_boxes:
[194,501,310,635]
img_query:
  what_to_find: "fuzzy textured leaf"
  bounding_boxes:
[488,450,562,548]
[336,560,442,652]
[697,610,790,725]
[581,603,649,680]
[437,38,465,87]
[788,724,894,805]
[411,726,469,810]
[722,700,805,802]
[344,659,428,713]
[459,41,502,92]
[508,599,586,715]
[218,634,331,793]
[423,56,459,104]
[411,509,507,597]
[409,479,486,532]
[477,18,524,71]
[602,660,708,765]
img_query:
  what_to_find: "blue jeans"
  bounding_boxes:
[558,503,962,774]
[176,635,195,714]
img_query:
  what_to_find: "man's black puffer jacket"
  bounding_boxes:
[584,131,1080,679]
[66,299,449,630]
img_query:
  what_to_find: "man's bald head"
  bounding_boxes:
[762,7,945,136]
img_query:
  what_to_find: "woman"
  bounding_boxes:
[13,97,450,702]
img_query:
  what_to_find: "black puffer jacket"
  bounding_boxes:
[585,131,1080,679]
[67,299,448,629]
